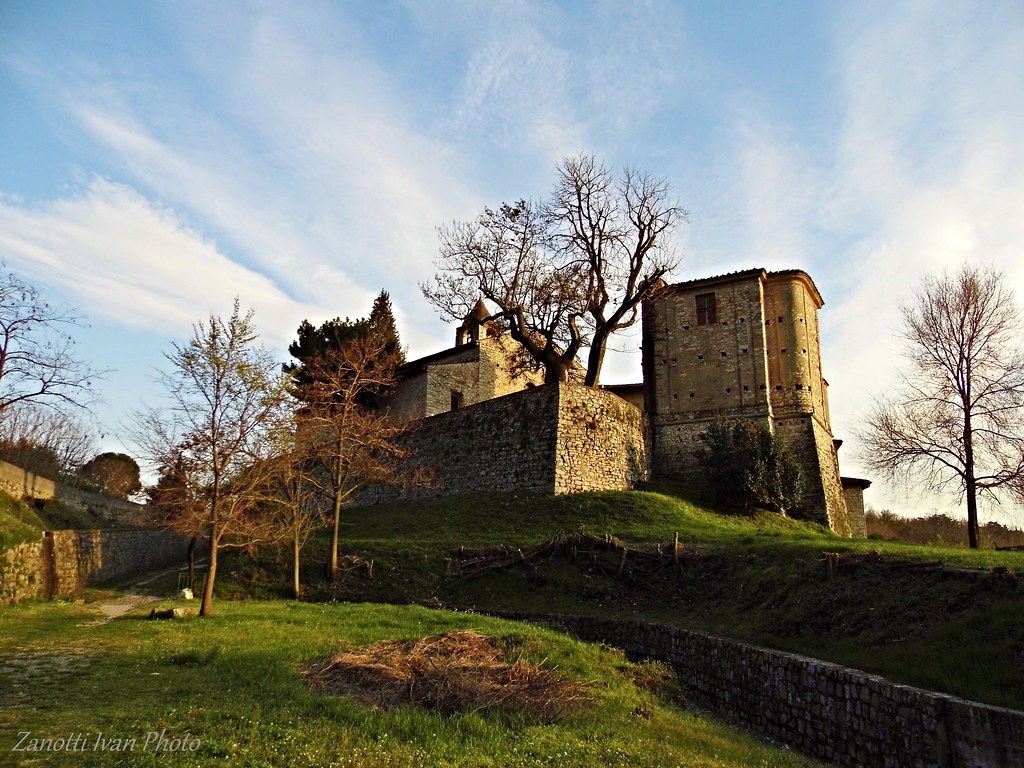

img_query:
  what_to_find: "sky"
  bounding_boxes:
[1,0,1023,524]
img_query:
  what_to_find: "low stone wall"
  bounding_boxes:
[0,459,148,525]
[0,529,194,604]
[53,482,150,525]
[508,613,1024,768]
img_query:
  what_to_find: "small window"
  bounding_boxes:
[696,293,717,325]
[451,391,464,411]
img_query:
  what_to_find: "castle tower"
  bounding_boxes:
[642,269,852,535]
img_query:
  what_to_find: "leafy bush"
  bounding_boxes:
[696,419,804,515]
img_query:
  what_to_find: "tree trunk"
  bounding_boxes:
[293,533,301,599]
[584,332,608,387]
[966,479,980,549]
[543,358,572,385]
[200,529,218,616]
[964,414,980,549]
[328,489,342,580]
[186,535,197,589]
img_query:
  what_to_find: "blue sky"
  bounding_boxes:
[1,1,1023,521]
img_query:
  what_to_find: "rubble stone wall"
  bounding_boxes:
[511,613,1024,768]
[1,529,193,604]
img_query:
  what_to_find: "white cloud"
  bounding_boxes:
[820,1,1024,518]
[0,178,325,348]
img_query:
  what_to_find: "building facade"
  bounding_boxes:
[642,269,854,535]
[374,269,865,537]
[380,301,546,424]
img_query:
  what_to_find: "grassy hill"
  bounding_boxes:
[219,484,1024,709]
[0,489,47,552]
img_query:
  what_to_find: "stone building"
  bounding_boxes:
[641,268,856,535]
[372,269,867,537]
[380,300,546,424]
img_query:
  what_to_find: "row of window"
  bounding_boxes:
[672,382,814,399]
[692,292,806,327]
[662,345,808,364]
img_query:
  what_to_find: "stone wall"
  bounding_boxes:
[0,459,148,525]
[842,478,870,539]
[510,613,1024,768]
[0,539,46,604]
[361,383,646,502]
[377,382,560,500]
[0,528,194,604]
[554,384,647,494]
[0,459,56,500]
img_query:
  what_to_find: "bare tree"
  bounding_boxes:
[423,153,684,386]
[0,402,96,478]
[297,332,409,579]
[258,408,326,599]
[861,264,1024,548]
[0,270,100,413]
[134,301,290,615]
[549,154,684,386]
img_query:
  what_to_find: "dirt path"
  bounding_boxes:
[82,559,207,626]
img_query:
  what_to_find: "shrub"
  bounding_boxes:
[696,419,804,515]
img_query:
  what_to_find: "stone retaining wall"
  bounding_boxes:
[361,383,645,503]
[0,459,55,500]
[507,613,1024,768]
[0,529,194,604]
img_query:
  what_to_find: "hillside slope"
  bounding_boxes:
[221,485,1024,709]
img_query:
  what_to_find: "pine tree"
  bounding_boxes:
[285,290,404,403]
[368,290,405,365]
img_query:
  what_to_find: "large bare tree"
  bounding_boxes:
[423,153,685,386]
[861,264,1024,548]
[135,301,290,615]
[0,270,100,413]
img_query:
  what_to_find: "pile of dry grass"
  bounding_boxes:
[304,630,589,721]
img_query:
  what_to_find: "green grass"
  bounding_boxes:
[0,600,821,767]
[217,484,1024,709]
[0,490,46,552]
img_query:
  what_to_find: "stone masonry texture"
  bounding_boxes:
[1,529,194,604]
[503,613,1024,768]
[643,270,853,535]
[360,382,646,503]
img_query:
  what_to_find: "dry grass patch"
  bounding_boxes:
[305,629,590,721]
